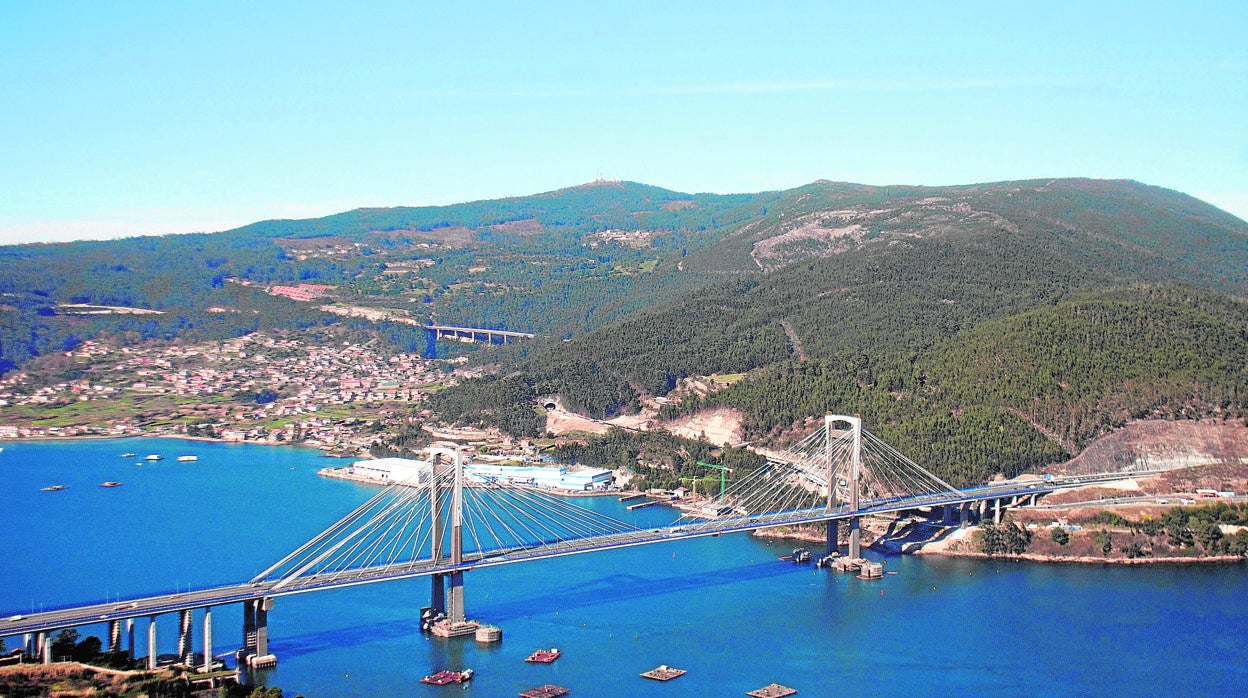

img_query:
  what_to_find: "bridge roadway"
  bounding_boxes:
[0,471,1152,638]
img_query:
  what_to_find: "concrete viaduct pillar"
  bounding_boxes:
[177,609,193,665]
[147,617,158,669]
[108,619,122,654]
[126,619,134,661]
[203,607,213,673]
[41,632,52,665]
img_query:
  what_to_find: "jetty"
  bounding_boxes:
[626,499,661,511]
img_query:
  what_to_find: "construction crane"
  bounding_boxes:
[696,461,732,497]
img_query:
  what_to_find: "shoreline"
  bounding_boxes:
[916,548,1248,565]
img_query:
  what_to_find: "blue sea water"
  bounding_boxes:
[2,438,1246,697]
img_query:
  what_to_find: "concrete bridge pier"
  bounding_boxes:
[108,619,122,654]
[40,632,51,665]
[242,597,272,659]
[177,610,193,665]
[848,516,862,559]
[147,617,158,670]
[126,619,134,661]
[430,574,446,618]
[446,571,465,624]
[22,632,32,659]
[959,503,970,527]
[994,498,1003,524]
[825,519,839,555]
[202,608,213,673]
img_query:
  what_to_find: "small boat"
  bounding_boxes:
[144,454,163,461]
[420,669,473,685]
[121,453,136,458]
[525,648,561,663]
[41,485,67,492]
[100,481,123,488]
[177,455,198,462]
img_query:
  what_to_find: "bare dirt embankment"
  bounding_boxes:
[663,408,746,447]
[1056,419,1248,476]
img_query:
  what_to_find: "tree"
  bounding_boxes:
[1050,527,1069,545]
[1093,530,1113,555]
[51,628,79,660]
[73,635,103,662]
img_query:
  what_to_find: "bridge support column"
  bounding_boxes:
[203,607,213,673]
[41,632,52,664]
[446,571,465,624]
[848,517,862,560]
[430,574,446,617]
[147,618,158,669]
[994,498,1002,524]
[959,503,969,528]
[126,619,135,661]
[177,609,193,665]
[243,598,272,658]
[108,619,122,654]
[825,520,839,555]
[23,632,32,660]
[255,599,270,657]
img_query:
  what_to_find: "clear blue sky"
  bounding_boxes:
[2,1,1246,244]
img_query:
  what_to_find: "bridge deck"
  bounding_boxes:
[2,478,1092,637]
[4,471,1164,637]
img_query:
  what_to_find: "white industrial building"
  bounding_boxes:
[342,458,613,492]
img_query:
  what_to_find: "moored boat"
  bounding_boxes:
[525,648,561,663]
[420,668,474,685]
[121,453,136,457]
[41,485,67,492]
[100,481,123,488]
[144,454,163,461]
[177,455,198,462]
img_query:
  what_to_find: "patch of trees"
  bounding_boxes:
[550,428,765,491]
[976,522,1033,556]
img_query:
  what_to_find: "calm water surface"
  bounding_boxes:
[2,438,1246,697]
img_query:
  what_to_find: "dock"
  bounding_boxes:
[746,684,797,697]
[641,665,686,681]
[520,685,570,698]
[617,493,646,502]
[626,499,662,511]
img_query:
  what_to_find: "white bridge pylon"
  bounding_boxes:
[674,414,961,555]
[253,447,645,590]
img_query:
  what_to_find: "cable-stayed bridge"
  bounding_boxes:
[1,415,1146,669]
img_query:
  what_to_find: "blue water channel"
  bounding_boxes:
[2,438,1246,696]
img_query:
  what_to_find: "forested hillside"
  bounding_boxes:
[4,176,1247,487]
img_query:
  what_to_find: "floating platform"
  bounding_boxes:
[747,683,797,697]
[525,648,560,663]
[641,665,686,681]
[421,669,473,685]
[520,685,570,698]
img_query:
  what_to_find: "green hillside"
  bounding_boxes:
[4,176,1247,486]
